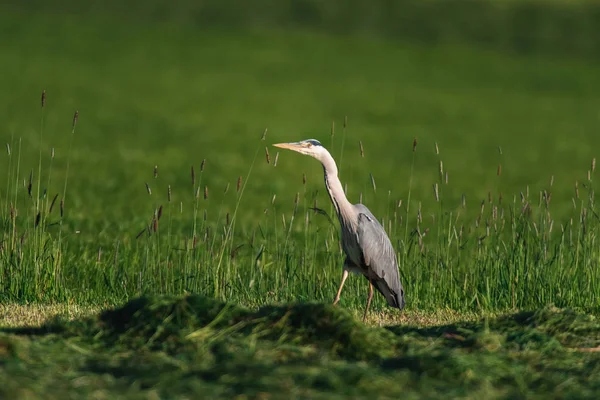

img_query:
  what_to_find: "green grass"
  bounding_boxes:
[1,295,599,398]
[1,8,600,313]
[2,3,600,397]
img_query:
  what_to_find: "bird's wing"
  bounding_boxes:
[354,204,405,309]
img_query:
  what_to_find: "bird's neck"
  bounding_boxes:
[321,155,355,226]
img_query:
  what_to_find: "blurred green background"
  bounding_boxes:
[0,0,599,304]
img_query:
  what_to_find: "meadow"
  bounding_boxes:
[1,2,600,397]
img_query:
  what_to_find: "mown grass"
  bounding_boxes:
[1,295,599,398]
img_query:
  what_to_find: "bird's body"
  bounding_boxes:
[273,139,405,320]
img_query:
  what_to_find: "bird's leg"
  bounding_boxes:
[362,281,374,322]
[333,269,349,305]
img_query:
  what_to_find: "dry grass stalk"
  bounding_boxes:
[331,120,335,137]
[97,247,102,264]
[575,181,579,199]
[274,152,279,167]
[592,158,596,173]
[370,173,376,193]
[6,143,10,156]
[435,142,439,155]
[433,183,439,202]
[265,147,270,164]
[271,194,276,205]
[145,182,152,195]
[204,186,209,200]
[359,141,364,158]
[497,164,502,176]
[261,128,267,141]
[200,159,206,172]
[237,176,242,192]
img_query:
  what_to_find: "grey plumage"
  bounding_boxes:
[273,139,405,321]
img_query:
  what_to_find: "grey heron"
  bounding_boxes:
[273,139,405,321]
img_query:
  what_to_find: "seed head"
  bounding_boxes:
[592,158,596,173]
[49,193,59,214]
[435,142,439,155]
[191,166,196,186]
[497,164,502,176]
[200,159,206,172]
[359,141,364,158]
[41,90,46,108]
[72,111,78,128]
[204,185,209,200]
[433,183,439,202]
[145,182,152,195]
[302,173,306,185]
[154,165,158,179]
[27,170,32,197]
[157,205,163,220]
[60,198,64,218]
[343,116,347,128]
[412,138,417,152]
[265,147,270,164]
[261,128,267,141]
[237,176,242,192]
[168,185,172,202]
[274,152,279,167]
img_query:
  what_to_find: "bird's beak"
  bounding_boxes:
[273,142,303,152]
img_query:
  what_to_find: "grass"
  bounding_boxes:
[1,295,599,398]
[1,4,600,396]
[1,9,599,313]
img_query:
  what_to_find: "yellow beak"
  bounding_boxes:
[273,142,302,152]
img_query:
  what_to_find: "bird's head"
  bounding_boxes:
[272,139,327,161]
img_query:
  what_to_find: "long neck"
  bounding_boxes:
[320,151,355,226]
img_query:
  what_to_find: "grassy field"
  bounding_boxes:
[1,3,600,397]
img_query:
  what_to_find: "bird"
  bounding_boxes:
[273,139,405,321]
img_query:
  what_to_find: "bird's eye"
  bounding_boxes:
[306,142,312,148]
